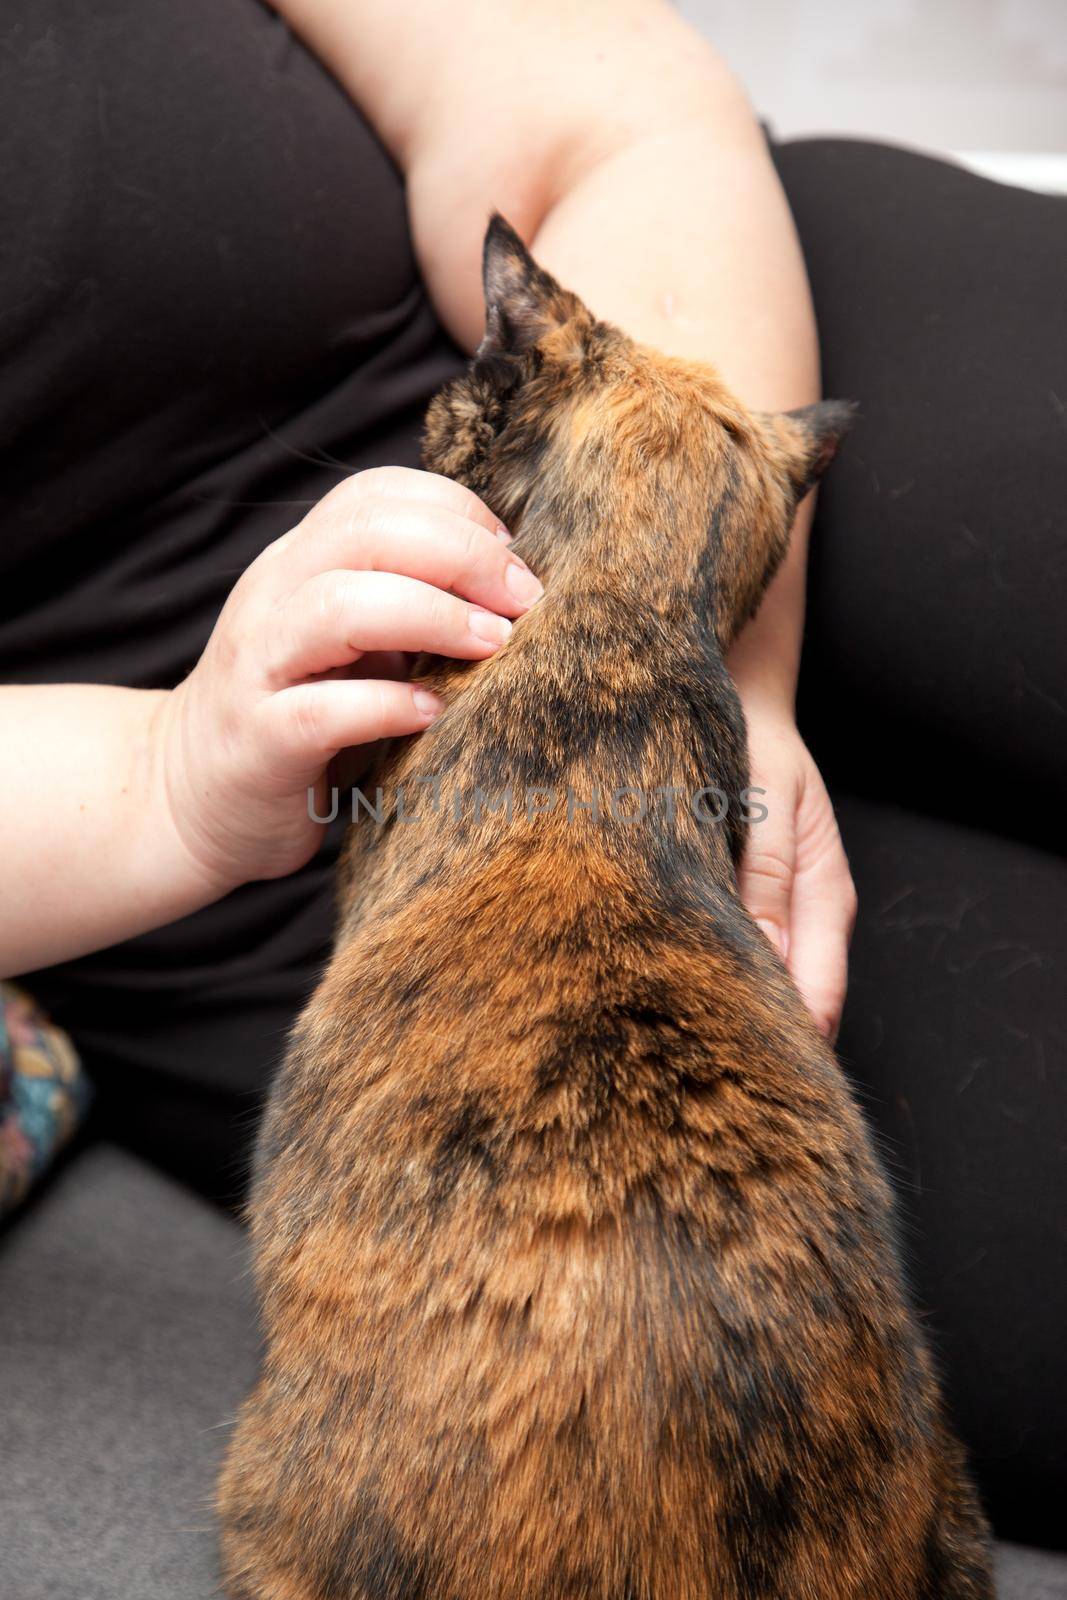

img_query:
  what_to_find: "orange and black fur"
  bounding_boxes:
[219,216,993,1599]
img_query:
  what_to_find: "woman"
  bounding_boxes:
[0,0,1062,1558]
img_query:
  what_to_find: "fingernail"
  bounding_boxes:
[468,609,512,647]
[495,524,512,542]
[504,561,543,607]
[413,688,443,719]
[756,917,789,960]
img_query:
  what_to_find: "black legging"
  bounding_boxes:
[770,137,1066,1549]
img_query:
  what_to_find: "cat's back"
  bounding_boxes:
[236,855,942,1600]
[254,829,893,1324]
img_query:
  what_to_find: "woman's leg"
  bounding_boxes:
[772,137,1067,1548]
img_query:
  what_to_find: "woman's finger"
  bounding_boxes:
[737,793,797,966]
[268,464,530,587]
[278,493,541,619]
[786,763,857,1040]
[787,849,857,1043]
[325,465,510,540]
[267,676,443,771]
[267,569,514,685]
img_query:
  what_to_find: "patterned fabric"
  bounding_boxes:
[0,983,91,1216]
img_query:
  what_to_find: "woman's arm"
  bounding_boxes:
[0,684,216,976]
[274,0,855,1034]
[0,473,537,978]
[278,2,815,413]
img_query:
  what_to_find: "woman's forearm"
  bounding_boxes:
[0,685,216,977]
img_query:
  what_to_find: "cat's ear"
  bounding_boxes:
[479,213,583,358]
[773,400,857,497]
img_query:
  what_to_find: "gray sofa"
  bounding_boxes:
[1,1146,1064,1599]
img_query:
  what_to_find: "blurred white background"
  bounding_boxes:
[678,0,1067,183]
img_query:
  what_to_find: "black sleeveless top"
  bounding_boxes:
[1,0,465,1201]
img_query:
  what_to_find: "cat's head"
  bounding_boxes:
[424,214,853,648]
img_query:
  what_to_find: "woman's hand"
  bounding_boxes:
[736,693,857,1042]
[156,466,542,892]
[0,467,543,978]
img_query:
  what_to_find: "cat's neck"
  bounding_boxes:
[512,486,715,621]
[437,494,753,877]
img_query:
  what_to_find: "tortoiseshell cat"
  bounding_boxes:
[218,216,993,1599]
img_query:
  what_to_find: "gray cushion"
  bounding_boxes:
[996,1545,1067,1600]
[0,1143,1063,1599]
[0,1145,258,1600]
